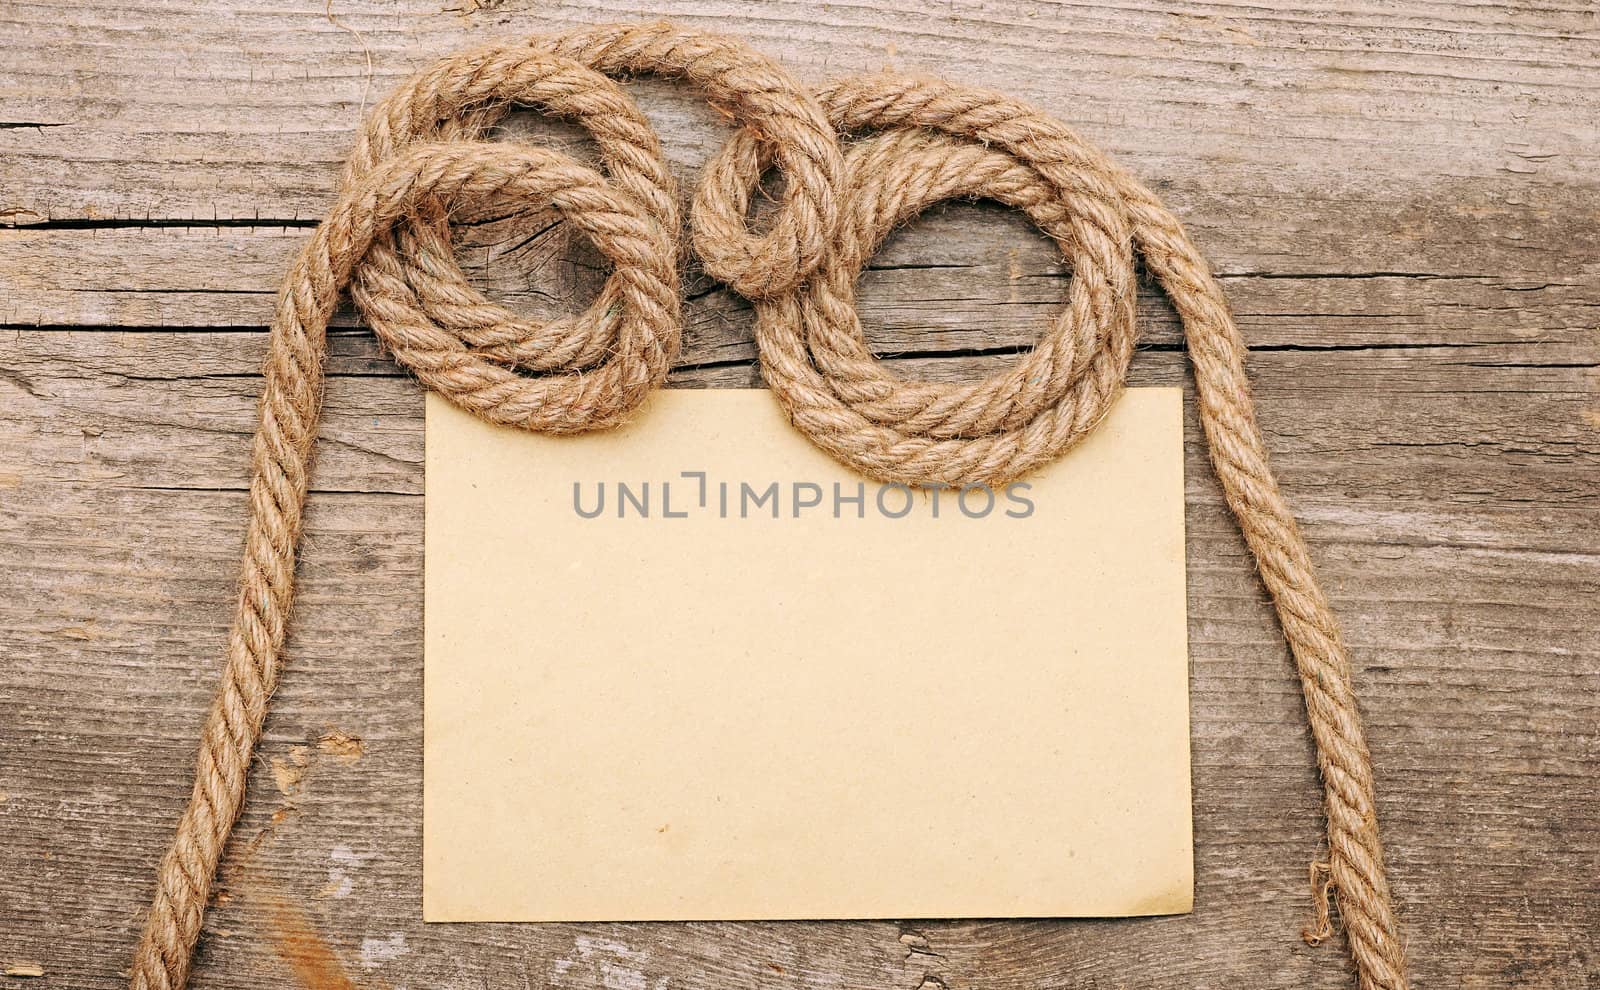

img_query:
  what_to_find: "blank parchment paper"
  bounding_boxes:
[423,388,1192,922]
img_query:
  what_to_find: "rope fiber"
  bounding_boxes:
[130,21,1408,990]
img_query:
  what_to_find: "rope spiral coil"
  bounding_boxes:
[130,22,1407,990]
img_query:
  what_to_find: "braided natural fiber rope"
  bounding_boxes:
[130,22,1407,990]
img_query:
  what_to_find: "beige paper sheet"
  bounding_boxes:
[424,387,1192,922]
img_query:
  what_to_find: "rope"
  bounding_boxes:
[129,21,1407,990]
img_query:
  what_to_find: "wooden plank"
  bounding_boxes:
[4,213,1598,358]
[2,329,1596,988]
[2,1,1598,277]
[1,0,1598,988]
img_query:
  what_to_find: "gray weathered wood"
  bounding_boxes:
[1,2,1597,989]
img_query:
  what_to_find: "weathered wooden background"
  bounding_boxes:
[2,1,1597,987]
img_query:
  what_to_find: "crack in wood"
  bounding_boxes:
[2,216,318,231]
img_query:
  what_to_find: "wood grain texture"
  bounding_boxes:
[1,1,1597,988]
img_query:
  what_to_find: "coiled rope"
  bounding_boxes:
[130,21,1407,990]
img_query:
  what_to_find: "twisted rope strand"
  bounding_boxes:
[131,22,1407,990]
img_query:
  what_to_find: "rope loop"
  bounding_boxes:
[705,74,1141,484]
[130,22,1408,990]
[342,45,682,431]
